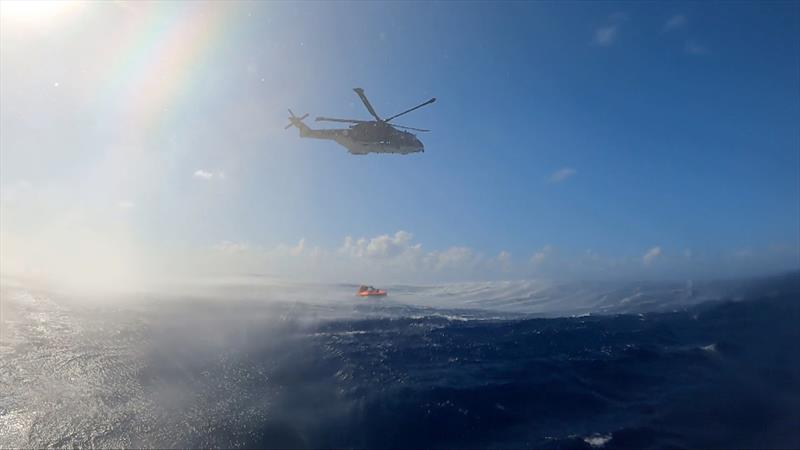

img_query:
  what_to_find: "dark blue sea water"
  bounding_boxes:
[2,273,799,448]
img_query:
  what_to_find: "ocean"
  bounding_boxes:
[1,273,798,449]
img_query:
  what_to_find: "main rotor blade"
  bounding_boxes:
[353,88,381,121]
[384,97,436,123]
[315,117,369,124]
[393,124,430,132]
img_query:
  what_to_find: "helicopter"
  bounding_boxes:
[286,88,435,155]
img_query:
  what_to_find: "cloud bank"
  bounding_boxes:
[1,178,796,291]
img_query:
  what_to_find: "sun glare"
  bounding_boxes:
[0,0,78,25]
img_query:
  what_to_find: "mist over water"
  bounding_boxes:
[2,273,799,448]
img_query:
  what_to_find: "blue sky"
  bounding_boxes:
[1,1,798,285]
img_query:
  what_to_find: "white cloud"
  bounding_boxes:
[339,236,366,257]
[367,231,413,258]
[194,169,213,179]
[7,207,793,285]
[117,200,134,210]
[547,167,576,183]
[427,246,479,271]
[193,169,225,180]
[592,12,629,47]
[684,41,709,55]
[289,238,305,256]
[213,240,250,254]
[339,230,420,259]
[593,26,617,46]
[195,235,797,283]
[643,246,662,265]
[664,14,687,31]
[495,250,512,271]
[335,231,486,279]
[531,245,555,266]
[271,238,320,259]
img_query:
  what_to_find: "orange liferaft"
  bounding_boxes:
[357,289,387,297]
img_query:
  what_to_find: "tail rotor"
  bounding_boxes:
[285,109,309,130]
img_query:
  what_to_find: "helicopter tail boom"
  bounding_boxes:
[286,109,348,142]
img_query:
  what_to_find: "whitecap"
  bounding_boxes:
[583,433,612,448]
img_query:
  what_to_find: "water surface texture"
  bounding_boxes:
[2,274,799,448]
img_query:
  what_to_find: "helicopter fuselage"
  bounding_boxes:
[296,121,424,155]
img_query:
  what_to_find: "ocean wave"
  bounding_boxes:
[2,273,798,448]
